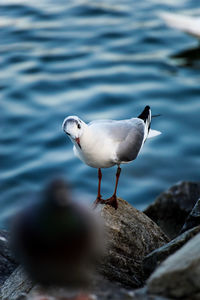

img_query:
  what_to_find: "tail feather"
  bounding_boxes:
[138,106,151,141]
[138,105,151,125]
[152,114,161,118]
[148,129,162,138]
[138,106,161,141]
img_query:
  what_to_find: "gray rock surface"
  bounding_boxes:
[143,225,200,277]
[147,232,200,299]
[26,277,141,300]
[144,181,200,239]
[0,230,18,285]
[181,198,200,233]
[28,285,171,300]
[0,266,33,300]
[99,198,169,288]
[132,287,171,300]
[1,274,171,300]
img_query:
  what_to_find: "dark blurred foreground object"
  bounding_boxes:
[10,179,100,287]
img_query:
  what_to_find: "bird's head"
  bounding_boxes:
[62,116,84,149]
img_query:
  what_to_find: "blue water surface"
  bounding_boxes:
[0,0,200,228]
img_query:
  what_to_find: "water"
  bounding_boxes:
[1,0,200,228]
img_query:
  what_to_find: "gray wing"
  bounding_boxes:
[89,118,145,162]
[115,119,145,162]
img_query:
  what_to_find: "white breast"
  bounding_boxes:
[73,126,117,168]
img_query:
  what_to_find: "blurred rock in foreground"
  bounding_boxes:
[144,181,200,239]
[147,232,200,299]
[99,198,169,288]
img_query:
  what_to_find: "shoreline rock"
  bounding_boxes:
[147,232,200,299]
[180,198,200,233]
[0,230,18,285]
[144,181,200,239]
[0,181,200,299]
[99,198,169,288]
[0,266,33,300]
[143,225,200,277]
[0,198,169,299]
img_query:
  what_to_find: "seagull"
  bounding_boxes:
[160,12,200,39]
[62,106,161,209]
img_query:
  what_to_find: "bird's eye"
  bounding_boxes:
[77,124,81,129]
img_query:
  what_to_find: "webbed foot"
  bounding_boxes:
[104,195,118,210]
[92,196,106,209]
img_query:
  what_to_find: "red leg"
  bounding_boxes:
[105,166,121,209]
[97,168,102,199]
[113,166,121,197]
[92,168,105,209]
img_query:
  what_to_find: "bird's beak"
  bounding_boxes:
[75,137,81,149]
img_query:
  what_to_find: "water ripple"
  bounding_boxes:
[0,0,200,227]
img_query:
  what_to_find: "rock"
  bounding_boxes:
[147,232,200,299]
[0,197,169,299]
[99,198,169,288]
[0,266,33,300]
[26,276,139,300]
[132,287,171,300]
[181,198,200,233]
[1,273,170,300]
[0,230,18,285]
[143,225,200,277]
[144,181,200,239]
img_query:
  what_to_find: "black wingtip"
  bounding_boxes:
[137,105,150,121]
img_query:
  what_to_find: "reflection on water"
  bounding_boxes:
[0,0,200,227]
[171,45,200,68]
